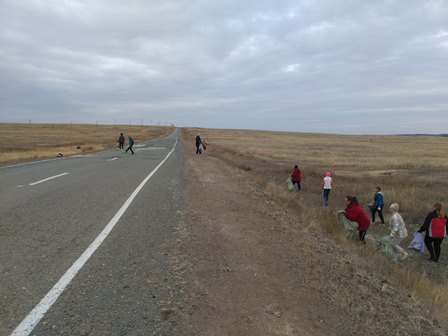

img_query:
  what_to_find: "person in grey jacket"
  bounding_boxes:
[388,203,408,260]
[371,186,384,224]
[117,133,125,149]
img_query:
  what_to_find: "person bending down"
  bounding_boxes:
[344,196,371,243]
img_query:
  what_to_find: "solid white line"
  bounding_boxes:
[28,173,69,186]
[11,138,178,336]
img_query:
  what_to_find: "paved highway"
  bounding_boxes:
[0,129,189,335]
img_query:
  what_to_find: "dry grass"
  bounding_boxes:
[0,123,174,163]
[183,127,448,221]
[182,127,448,333]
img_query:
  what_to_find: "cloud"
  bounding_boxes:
[1,0,448,133]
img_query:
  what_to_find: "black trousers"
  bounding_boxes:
[119,142,124,149]
[359,230,367,242]
[371,207,384,223]
[424,236,444,260]
[125,145,134,154]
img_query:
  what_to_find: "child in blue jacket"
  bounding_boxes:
[371,186,384,224]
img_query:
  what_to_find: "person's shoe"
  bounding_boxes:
[434,258,439,262]
[399,252,409,260]
[429,257,434,261]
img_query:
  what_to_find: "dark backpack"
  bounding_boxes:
[429,217,447,238]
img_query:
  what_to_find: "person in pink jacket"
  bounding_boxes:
[345,196,371,243]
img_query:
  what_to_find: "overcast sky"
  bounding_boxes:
[1,0,448,134]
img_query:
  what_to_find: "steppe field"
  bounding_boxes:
[2,123,448,335]
[0,123,174,163]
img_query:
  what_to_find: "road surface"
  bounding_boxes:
[0,129,188,335]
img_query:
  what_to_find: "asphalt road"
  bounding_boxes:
[0,129,189,335]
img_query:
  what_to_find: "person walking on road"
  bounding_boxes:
[196,134,203,154]
[370,186,385,224]
[118,132,125,149]
[291,165,302,192]
[125,136,134,154]
[388,203,409,260]
[418,202,448,262]
[322,171,333,206]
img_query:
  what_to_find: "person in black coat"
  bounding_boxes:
[125,136,134,154]
[195,135,202,154]
[418,202,448,262]
[118,133,125,149]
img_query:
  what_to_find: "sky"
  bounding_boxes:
[1,0,448,134]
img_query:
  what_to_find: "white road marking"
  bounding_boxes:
[1,154,96,170]
[0,158,62,170]
[28,173,69,186]
[136,147,166,151]
[16,185,24,188]
[107,157,118,161]
[11,138,178,336]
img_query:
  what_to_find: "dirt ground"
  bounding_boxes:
[179,145,448,336]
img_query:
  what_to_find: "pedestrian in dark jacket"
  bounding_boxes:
[345,196,371,243]
[291,165,302,191]
[125,136,134,154]
[118,133,125,149]
[370,186,385,224]
[196,135,202,154]
[418,203,448,262]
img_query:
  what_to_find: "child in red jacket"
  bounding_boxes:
[344,196,371,242]
[291,165,302,191]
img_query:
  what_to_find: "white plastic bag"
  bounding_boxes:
[408,231,425,253]
[286,176,294,191]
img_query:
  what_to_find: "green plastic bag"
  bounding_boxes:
[377,236,399,262]
[337,210,357,239]
[286,176,294,191]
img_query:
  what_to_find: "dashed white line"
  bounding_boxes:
[28,173,69,186]
[10,138,178,336]
[136,147,166,151]
[0,158,62,170]
[107,157,118,161]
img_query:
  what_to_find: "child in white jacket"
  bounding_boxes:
[389,203,409,260]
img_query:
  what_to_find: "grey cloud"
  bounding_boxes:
[1,0,448,133]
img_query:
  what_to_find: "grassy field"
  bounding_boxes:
[182,128,448,223]
[0,123,174,164]
[182,127,448,332]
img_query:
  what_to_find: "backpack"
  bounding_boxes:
[429,217,447,238]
